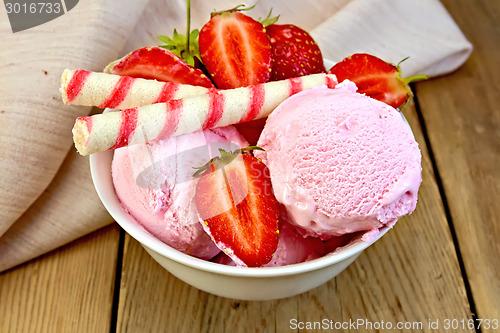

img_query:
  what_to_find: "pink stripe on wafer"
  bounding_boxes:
[325,75,337,88]
[202,89,225,130]
[98,76,135,109]
[161,99,182,139]
[81,117,92,146]
[288,77,303,96]
[154,82,179,103]
[66,70,91,102]
[240,84,265,123]
[111,108,139,149]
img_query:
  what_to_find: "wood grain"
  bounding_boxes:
[0,225,120,333]
[115,100,473,332]
[416,0,500,329]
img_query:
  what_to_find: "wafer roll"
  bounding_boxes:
[72,73,337,155]
[60,69,210,109]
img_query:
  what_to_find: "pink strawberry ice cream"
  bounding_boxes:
[212,219,325,267]
[256,81,422,240]
[112,126,248,259]
[265,208,325,266]
[213,207,359,267]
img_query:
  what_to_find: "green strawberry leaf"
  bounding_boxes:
[157,0,201,67]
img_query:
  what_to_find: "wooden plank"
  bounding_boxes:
[116,233,300,333]
[415,0,500,329]
[0,225,120,333]
[116,100,473,332]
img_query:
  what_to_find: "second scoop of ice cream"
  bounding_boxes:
[256,81,422,239]
[112,126,248,259]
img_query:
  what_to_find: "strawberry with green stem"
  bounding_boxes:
[194,147,280,267]
[105,0,214,88]
[328,53,428,109]
[198,4,273,89]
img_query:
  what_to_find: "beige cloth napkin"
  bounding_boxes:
[0,0,472,272]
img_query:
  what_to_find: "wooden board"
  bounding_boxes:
[416,0,500,329]
[0,225,120,333]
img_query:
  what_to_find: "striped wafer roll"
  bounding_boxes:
[60,69,210,109]
[73,73,337,155]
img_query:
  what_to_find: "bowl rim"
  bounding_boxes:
[89,57,395,278]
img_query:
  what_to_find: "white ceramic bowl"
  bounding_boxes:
[90,149,389,301]
[89,59,392,301]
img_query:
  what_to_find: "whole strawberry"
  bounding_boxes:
[328,53,427,109]
[199,5,272,89]
[267,24,326,81]
[194,147,280,267]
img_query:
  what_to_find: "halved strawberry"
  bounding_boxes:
[194,148,280,267]
[105,46,214,88]
[199,5,272,89]
[266,24,326,81]
[327,53,427,109]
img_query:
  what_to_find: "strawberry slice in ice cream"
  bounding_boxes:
[194,147,280,267]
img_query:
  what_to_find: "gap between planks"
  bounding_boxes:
[412,85,481,333]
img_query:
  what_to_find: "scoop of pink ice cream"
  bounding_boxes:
[112,126,248,259]
[256,81,422,239]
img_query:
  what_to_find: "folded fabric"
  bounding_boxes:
[311,0,472,77]
[0,0,149,236]
[0,0,472,272]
